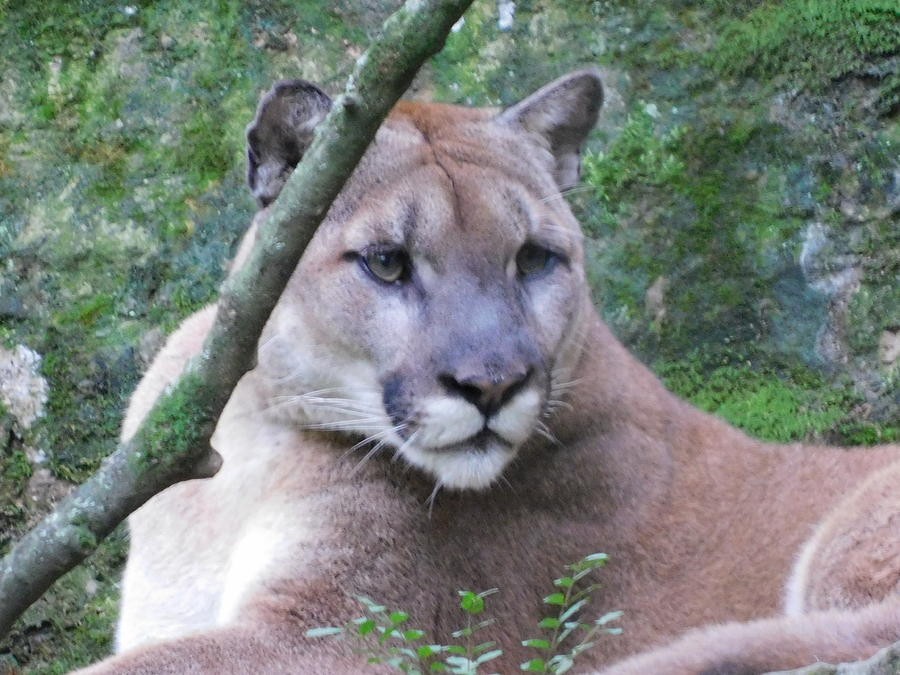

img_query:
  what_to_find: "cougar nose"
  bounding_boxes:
[439,368,532,416]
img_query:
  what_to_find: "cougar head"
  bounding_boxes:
[245,70,603,490]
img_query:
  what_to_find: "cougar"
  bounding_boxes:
[79,70,900,674]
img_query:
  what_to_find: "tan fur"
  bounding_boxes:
[78,71,899,675]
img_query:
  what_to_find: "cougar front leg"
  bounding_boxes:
[597,598,900,675]
[786,460,900,615]
[74,621,365,675]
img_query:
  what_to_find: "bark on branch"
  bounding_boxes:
[0,0,474,638]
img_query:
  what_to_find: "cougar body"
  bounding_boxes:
[80,71,900,675]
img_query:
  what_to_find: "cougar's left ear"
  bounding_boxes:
[496,69,603,191]
[246,79,332,208]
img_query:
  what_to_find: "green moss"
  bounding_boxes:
[3,528,128,674]
[709,0,900,111]
[580,100,808,358]
[53,294,116,329]
[0,447,31,558]
[582,105,686,232]
[2,450,32,483]
[40,340,137,482]
[72,519,100,552]
[657,353,897,444]
[433,2,607,106]
[133,370,214,473]
[847,282,900,355]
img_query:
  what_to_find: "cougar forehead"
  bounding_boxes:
[253,78,600,490]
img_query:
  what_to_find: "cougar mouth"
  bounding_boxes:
[400,436,516,490]
[429,428,512,453]
[381,385,542,489]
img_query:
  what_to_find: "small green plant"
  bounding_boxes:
[520,553,622,674]
[306,553,621,674]
[307,589,501,674]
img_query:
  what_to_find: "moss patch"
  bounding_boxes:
[1,529,127,674]
[658,352,899,444]
[710,0,900,113]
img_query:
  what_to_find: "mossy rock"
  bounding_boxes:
[0,0,897,670]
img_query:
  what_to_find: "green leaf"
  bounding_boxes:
[459,590,485,615]
[377,626,404,645]
[356,596,387,613]
[475,649,503,665]
[451,627,473,639]
[559,599,588,622]
[355,619,376,636]
[447,645,468,655]
[445,655,473,669]
[558,621,583,643]
[520,658,547,671]
[595,611,623,626]
[571,568,593,583]
[569,553,608,573]
[571,641,595,657]
[430,664,447,672]
[304,626,343,638]
[548,654,574,674]
[538,617,561,629]
[403,629,426,641]
[543,593,566,606]
[571,584,600,602]
[553,576,574,588]
[474,641,497,653]
[390,611,410,625]
[425,644,448,657]
[521,638,551,649]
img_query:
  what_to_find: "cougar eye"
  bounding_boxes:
[516,243,556,277]
[362,248,409,284]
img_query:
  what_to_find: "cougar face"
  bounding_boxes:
[359,166,584,490]
[248,82,600,490]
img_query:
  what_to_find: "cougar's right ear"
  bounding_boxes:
[496,69,602,192]
[246,79,332,208]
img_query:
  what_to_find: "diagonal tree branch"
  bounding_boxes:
[0,0,474,638]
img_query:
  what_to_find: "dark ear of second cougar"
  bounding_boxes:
[245,79,332,208]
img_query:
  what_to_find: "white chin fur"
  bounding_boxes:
[488,389,541,444]
[400,442,514,490]
[396,388,542,489]
[416,396,484,448]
